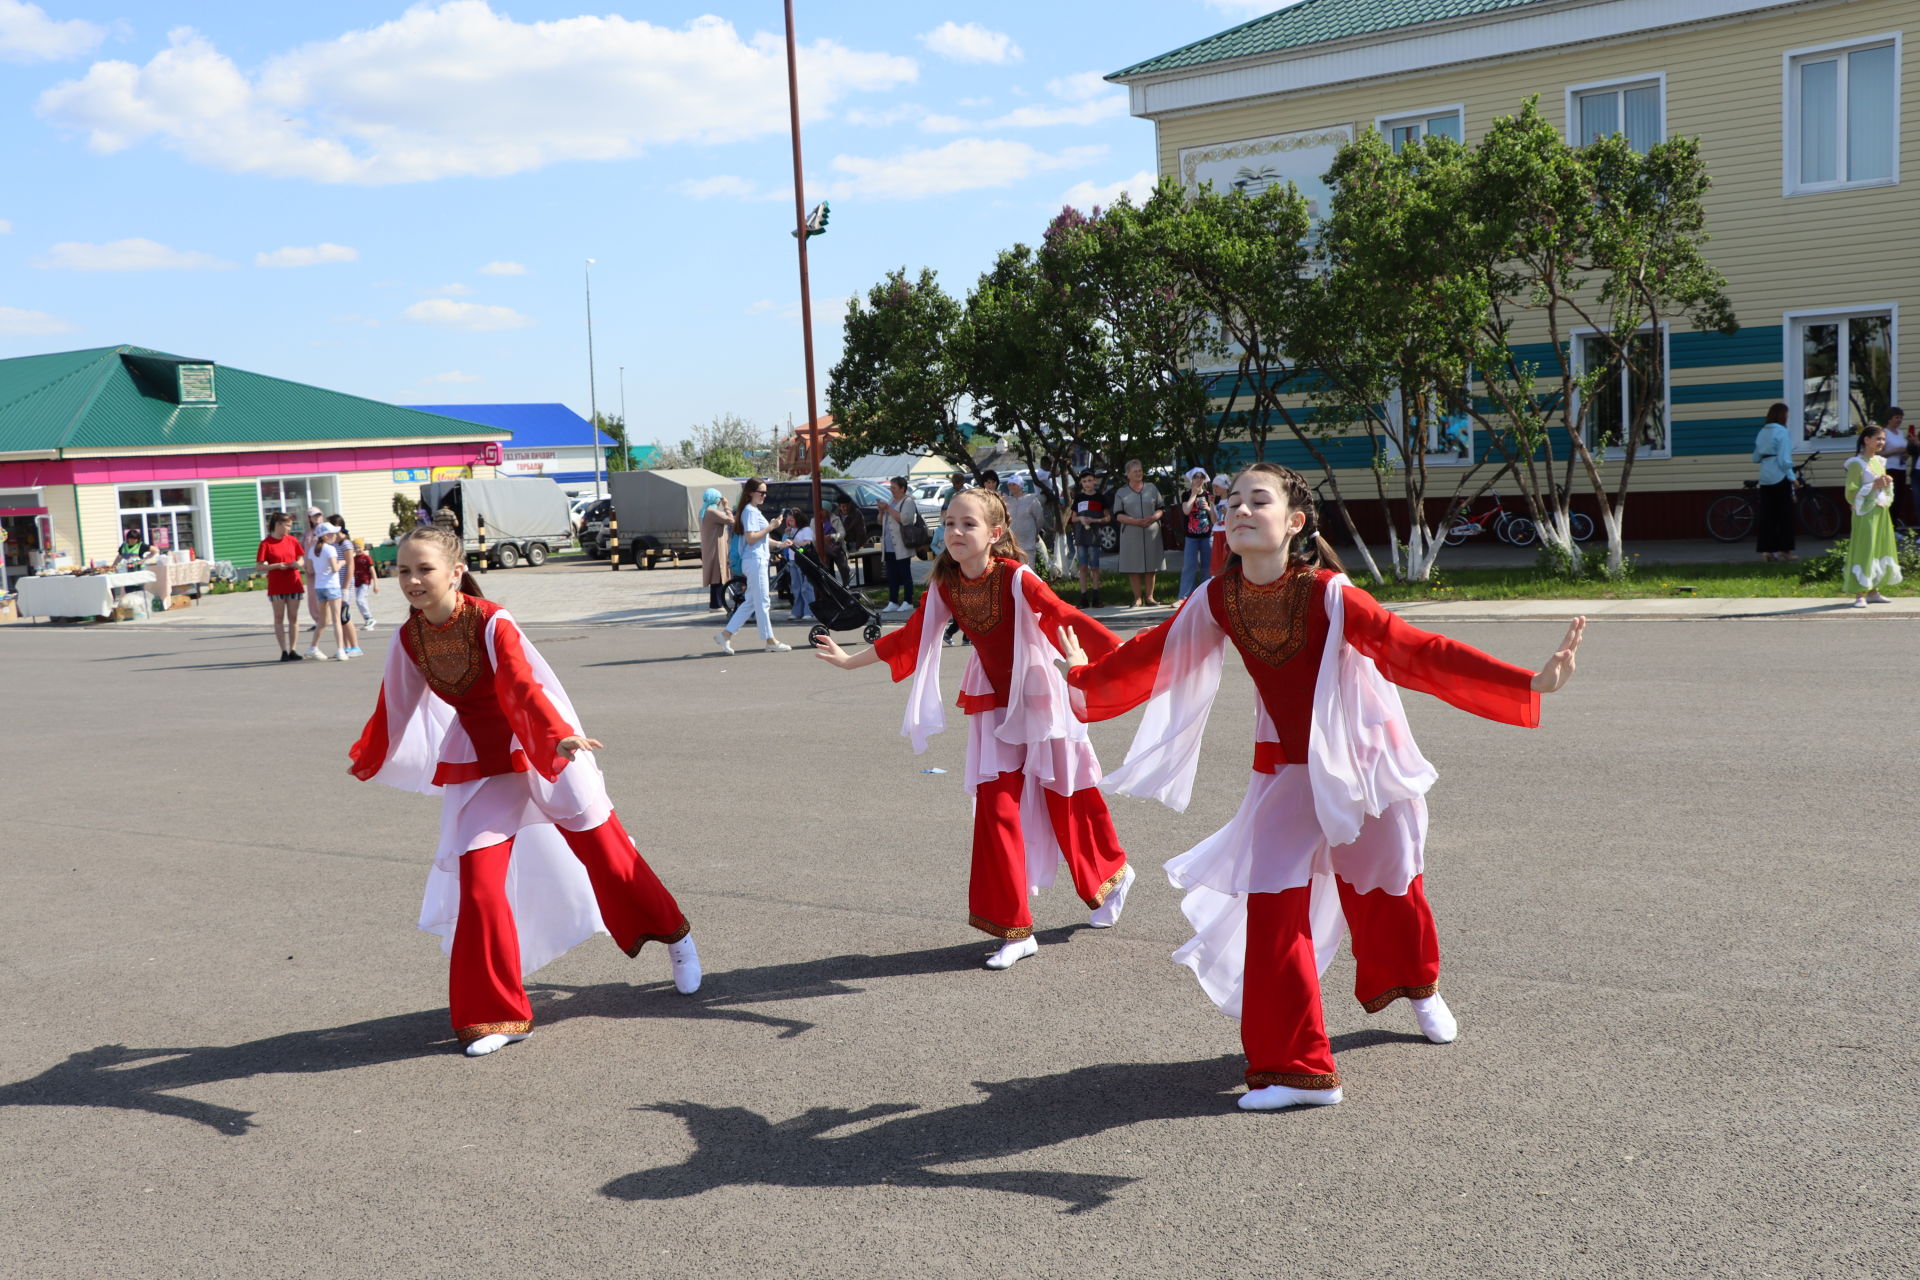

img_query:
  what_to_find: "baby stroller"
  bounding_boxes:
[790,548,883,646]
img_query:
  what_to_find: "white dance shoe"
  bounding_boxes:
[1087,865,1136,929]
[983,936,1038,970]
[1239,1084,1343,1111]
[1411,994,1457,1043]
[464,1032,531,1058]
[667,935,702,995]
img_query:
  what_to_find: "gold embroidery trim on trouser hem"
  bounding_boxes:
[1361,982,1438,1013]
[1247,1071,1341,1089]
[1085,865,1128,909]
[968,914,1033,940]
[456,1019,533,1044]
[622,917,693,957]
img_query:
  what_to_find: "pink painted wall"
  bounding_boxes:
[0,441,493,489]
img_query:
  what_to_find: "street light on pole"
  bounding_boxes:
[618,364,627,471]
[584,258,603,500]
[783,0,828,563]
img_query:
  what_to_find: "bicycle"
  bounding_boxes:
[1441,492,1535,547]
[1705,459,1842,542]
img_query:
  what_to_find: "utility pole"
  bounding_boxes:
[585,258,603,499]
[783,0,826,555]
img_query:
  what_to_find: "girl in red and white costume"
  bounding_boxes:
[1061,464,1583,1109]
[814,489,1135,970]
[349,526,700,1057]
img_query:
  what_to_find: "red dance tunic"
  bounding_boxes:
[1068,564,1539,759]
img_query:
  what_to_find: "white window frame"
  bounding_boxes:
[255,474,342,539]
[1781,33,1902,197]
[115,481,210,557]
[1374,103,1465,152]
[1564,72,1667,150]
[1783,303,1900,449]
[1382,377,1476,469]
[1569,323,1673,460]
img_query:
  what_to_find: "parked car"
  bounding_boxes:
[569,496,598,534]
[577,497,616,556]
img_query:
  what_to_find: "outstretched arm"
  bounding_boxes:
[812,634,884,671]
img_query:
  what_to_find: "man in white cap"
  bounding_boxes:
[1210,473,1232,577]
[1176,466,1217,601]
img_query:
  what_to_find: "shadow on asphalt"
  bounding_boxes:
[603,1028,1415,1214]
[0,938,1089,1137]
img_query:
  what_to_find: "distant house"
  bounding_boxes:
[1112,0,1914,535]
[0,345,505,575]
[406,402,641,491]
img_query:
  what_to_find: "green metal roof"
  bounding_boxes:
[0,345,505,455]
[1110,0,1554,79]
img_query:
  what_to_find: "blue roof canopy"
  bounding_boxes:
[405,402,606,449]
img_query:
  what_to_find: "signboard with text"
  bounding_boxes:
[392,468,431,483]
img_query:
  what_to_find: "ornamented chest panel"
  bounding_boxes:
[407,601,486,700]
[946,560,1006,636]
[1224,565,1316,668]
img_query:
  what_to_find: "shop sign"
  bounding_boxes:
[393,468,432,483]
[477,443,503,467]
[431,465,474,481]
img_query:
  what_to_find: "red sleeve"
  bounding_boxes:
[490,617,579,781]
[1339,585,1540,727]
[1018,570,1120,664]
[348,685,392,781]
[871,600,927,683]
[1063,606,1180,723]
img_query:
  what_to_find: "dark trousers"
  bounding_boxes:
[1755,479,1796,553]
[884,552,916,605]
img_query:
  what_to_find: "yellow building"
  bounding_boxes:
[1111,0,1912,536]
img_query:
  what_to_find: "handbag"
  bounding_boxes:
[901,508,933,553]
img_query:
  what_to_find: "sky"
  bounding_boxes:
[0,0,1294,449]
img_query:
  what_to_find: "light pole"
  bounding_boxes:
[618,365,627,471]
[783,0,826,550]
[584,258,603,499]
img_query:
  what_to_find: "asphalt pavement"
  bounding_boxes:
[2,605,1913,1279]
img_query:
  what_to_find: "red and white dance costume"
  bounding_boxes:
[349,594,689,1046]
[1065,564,1538,1091]
[871,556,1130,939]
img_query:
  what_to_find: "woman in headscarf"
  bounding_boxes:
[699,488,732,611]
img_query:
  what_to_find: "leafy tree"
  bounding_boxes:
[597,412,633,473]
[826,268,979,475]
[649,412,767,476]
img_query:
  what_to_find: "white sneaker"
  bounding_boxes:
[361,620,376,630]
[463,1031,530,1057]
[714,631,735,655]
[305,646,320,659]
[336,650,353,661]
[667,935,702,994]
[1239,1084,1342,1111]
[1411,994,1458,1044]
[765,641,792,653]
[983,936,1038,970]
[1088,865,1136,929]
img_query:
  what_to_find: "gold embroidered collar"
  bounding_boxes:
[1223,564,1316,668]
[946,559,1006,636]
[408,595,486,699]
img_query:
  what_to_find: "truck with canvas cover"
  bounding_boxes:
[592,468,739,569]
[418,477,575,569]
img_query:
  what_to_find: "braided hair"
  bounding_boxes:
[1224,462,1346,576]
[930,488,1026,589]
[395,524,485,599]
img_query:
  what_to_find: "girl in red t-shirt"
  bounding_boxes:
[256,512,307,662]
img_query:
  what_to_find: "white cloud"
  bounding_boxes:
[34,238,233,271]
[988,98,1125,128]
[958,96,992,108]
[1061,169,1161,212]
[0,219,11,233]
[403,298,533,331]
[255,242,357,268]
[830,138,1103,200]
[478,260,526,275]
[0,0,106,64]
[429,282,474,296]
[919,113,970,134]
[36,5,918,185]
[1048,72,1114,103]
[678,174,758,200]
[843,104,922,128]
[0,305,77,336]
[422,370,482,384]
[918,21,1021,65]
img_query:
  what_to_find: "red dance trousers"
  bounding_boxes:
[1240,874,1441,1088]
[451,811,688,1041]
[968,769,1128,939]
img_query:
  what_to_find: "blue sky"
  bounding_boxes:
[0,0,1285,448]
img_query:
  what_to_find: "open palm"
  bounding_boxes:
[1530,617,1586,693]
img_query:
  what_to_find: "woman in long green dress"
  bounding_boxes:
[1844,425,1900,607]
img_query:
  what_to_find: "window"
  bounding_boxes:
[117,485,203,555]
[1572,329,1670,456]
[1376,106,1462,153]
[1785,37,1900,194]
[1384,378,1475,467]
[1567,76,1664,152]
[258,476,340,537]
[1788,307,1897,444]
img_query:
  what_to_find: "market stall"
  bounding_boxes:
[148,558,213,608]
[15,570,156,621]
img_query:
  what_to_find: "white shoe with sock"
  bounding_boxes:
[983,936,1038,970]
[1239,1084,1342,1111]
[464,1031,530,1058]
[714,631,735,655]
[1411,994,1457,1043]
[667,935,702,994]
[1087,865,1136,929]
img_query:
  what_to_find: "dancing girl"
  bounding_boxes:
[1060,463,1583,1109]
[349,525,700,1057]
[813,488,1135,969]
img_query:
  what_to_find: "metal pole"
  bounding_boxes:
[783,0,827,576]
[585,258,603,500]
